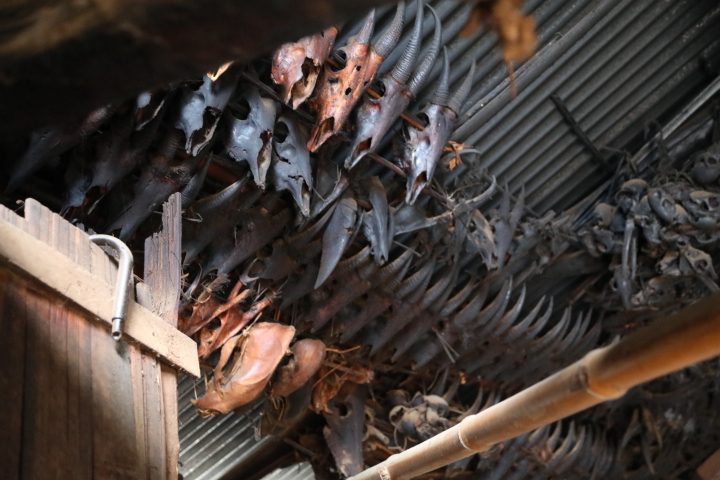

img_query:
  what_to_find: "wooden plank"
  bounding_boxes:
[142,353,167,480]
[73,217,95,479]
[0,203,28,231]
[144,193,183,480]
[144,192,182,327]
[130,346,150,480]
[48,292,71,479]
[143,193,182,480]
[50,208,89,479]
[91,320,143,479]
[24,198,49,243]
[76,310,95,479]
[14,272,94,480]
[0,217,200,377]
[20,280,50,480]
[0,274,26,480]
[160,365,179,480]
[46,208,71,479]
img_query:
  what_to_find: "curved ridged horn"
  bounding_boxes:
[406,4,442,97]
[431,47,450,106]
[356,9,376,45]
[193,177,247,216]
[390,0,423,85]
[374,1,406,58]
[448,59,476,114]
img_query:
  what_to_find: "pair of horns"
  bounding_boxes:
[354,0,404,56]
[431,48,476,113]
[388,0,443,97]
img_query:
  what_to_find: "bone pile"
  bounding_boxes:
[579,142,720,313]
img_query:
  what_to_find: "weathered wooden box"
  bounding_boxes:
[0,198,198,480]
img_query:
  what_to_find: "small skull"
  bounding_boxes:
[616,178,648,213]
[679,242,717,279]
[648,188,677,223]
[689,190,720,212]
[593,203,615,228]
[689,143,720,185]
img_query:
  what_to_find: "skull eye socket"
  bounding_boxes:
[230,97,251,121]
[372,79,386,98]
[187,80,204,91]
[417,113,429,128]
[335,402,351,417]
[274,121,289,143]
[329,50,347,73]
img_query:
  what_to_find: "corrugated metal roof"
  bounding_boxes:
[178,376,268,480]
[175,1,720,478]
[453,0,720,213]
[258,462,316,480]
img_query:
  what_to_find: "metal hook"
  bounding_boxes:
[89,234,134,341]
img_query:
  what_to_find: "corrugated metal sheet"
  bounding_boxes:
[176,1,720,478]
[258,462,316,480]
[349,0,720,215]
[178,375,268,480]
[452,0,720,213]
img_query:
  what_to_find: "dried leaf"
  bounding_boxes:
[461,0,536,95]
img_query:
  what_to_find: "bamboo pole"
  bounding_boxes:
[349,292,720,480]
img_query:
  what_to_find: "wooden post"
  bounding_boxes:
[143,192,183,480]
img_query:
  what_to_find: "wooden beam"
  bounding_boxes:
[0,216,200,377]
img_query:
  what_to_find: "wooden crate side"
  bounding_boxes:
[6,272,147,480]
[0,198,193,480]
[0,218,199,376]
[91,315,145,479]
[0,272,26,480]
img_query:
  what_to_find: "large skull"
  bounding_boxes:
[223,86,278,188]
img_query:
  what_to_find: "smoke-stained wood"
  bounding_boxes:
[0,198,195,479]
[0,0,393,138]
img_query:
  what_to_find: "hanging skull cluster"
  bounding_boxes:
[271,0,477,204]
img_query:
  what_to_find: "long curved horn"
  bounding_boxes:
[390,0,423,85]
[406,4,442,97]
[431,46,450,106]
[448,59,476,114]
[355,9,376,45]
[374,1,406,58]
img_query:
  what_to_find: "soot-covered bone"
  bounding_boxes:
[270,114,313,216]
[272,27,339,109]
[223,86,278,188]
